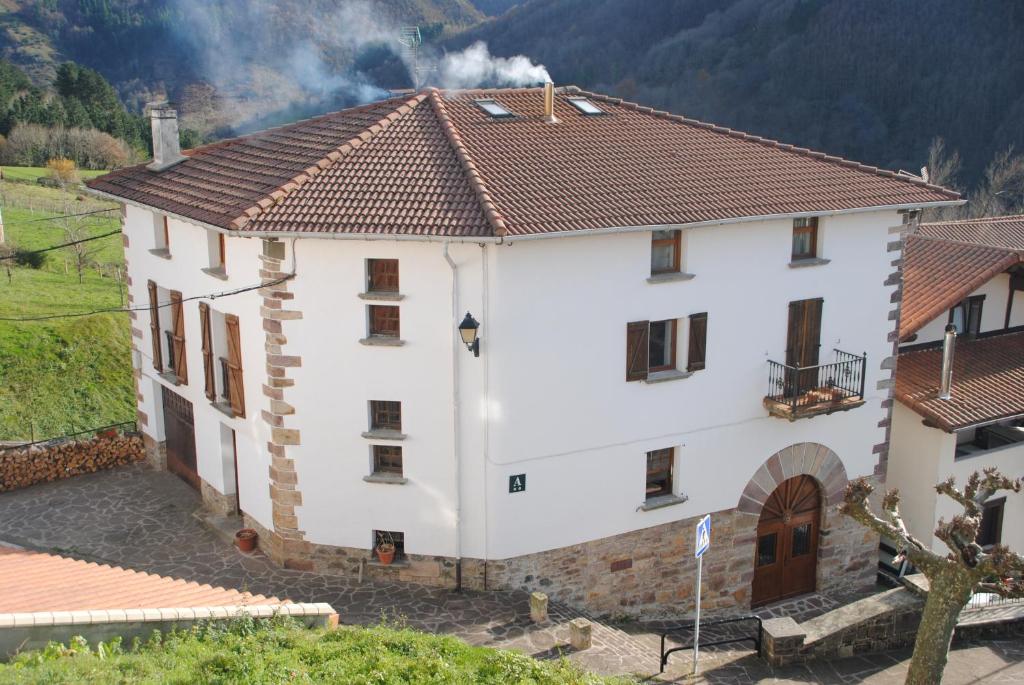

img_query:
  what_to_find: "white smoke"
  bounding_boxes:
[437,42,551,90]
[165,0,551,127]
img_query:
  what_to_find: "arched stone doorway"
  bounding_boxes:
[751,475,821,606]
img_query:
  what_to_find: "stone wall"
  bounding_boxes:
[762,573,1024,665]
[0,431,144,492]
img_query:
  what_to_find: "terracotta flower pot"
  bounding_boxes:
[235,528,258,553]
[376,544,396,565]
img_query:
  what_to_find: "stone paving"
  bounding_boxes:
[0,464,1021,683]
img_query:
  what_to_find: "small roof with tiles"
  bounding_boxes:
[0,545,285,612]
[917,214,1024,252]
[899,235,1021,341]
[88,86,961,238]
[895,330,1024,431]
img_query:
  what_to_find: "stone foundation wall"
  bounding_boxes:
[201,479,237,516]
[0,431,144,492]
[141,433,166,470]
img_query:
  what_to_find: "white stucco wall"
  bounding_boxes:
[125,205,902,561]
[480,210,898,558]
[912,273,1016,345]
[123,205,273,530]
[890,400,1024,554]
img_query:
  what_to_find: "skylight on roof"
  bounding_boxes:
[568,97,604,115]
[475,99,515,118]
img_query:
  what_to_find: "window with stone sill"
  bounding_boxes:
[645,447,674,500]
[368,304,400,338]
[651,230,682,275]
[372,445,403,476]
[367,259,399,293]
[792,217,818,261]
[370,400,402,432]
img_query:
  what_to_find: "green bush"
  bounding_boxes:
[0,617,633,684]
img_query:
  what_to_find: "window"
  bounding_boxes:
[949,295,984,336]
[374,530,405,560]
[757,533,778,566]
[475,99,514,118]
[648,320,677,372]
[367,259,399,293]
[645,448,674,499]
[651,230,682,274]
[370,400,402,432]
[372,445,403,475]
[791,217,818,261]
[568,97,604,115]
[204,231,226,275]
[151,214,170,255]
[368,305,400,338]
[687,313,707,371]
[977,498,1004,548]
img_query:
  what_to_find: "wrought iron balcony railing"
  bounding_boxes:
[765,349,867,420]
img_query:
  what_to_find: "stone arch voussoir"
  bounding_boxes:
[737,442,849,515]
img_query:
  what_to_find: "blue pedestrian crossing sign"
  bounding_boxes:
[695,514,711,558]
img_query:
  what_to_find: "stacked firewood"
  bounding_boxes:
[0,434,144,492]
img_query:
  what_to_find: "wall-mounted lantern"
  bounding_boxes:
[458,312,480,357]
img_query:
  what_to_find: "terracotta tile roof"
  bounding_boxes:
[0,545,284,612]
[896,331,1024,431]
[88,86,960,237]
[918,214,1024,251]
[899,235,1020,340]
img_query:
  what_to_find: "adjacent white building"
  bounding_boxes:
[889,216,1024,559]
[88,86,961,615]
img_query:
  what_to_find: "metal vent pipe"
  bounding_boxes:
[939,323,957,400]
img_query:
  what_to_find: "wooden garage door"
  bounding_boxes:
[162,386,199,490]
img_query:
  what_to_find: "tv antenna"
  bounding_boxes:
[398,26,432,89]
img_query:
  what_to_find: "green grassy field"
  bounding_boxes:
[1,166,109,183]
[0,618,630,684]
[0,176,133,442]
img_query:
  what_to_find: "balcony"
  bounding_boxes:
[764,350,867,420]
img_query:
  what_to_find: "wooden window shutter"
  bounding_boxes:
[626,321,649,381]
[687,313,708,372]
[199,302,215,401]
[225,314,245,418]
[786,299,823,368]
[147,280,162,372]
[170,290,188,384]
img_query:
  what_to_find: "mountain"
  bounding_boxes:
[0,0,1021,190]
[450,0,1024,189]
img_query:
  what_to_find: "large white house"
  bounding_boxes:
[889,215,1024,557]
[88,85,961,616]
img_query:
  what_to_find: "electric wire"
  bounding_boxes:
[0,274,294,322]
[0,229,122,260]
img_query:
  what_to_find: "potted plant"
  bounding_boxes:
[235,528,258,553]
[375,531,396,565]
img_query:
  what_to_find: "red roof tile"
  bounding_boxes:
[918,214,1024,251]
[0,545,284,612]
[896,331,1024,431]
[88,86,961,237]
[899,235,1020,340]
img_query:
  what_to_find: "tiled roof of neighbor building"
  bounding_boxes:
[896,330,1024,431]
[899,235,1021,340]
[918,214,1024,251]
[0,545,284,612]
[88,86,960,237]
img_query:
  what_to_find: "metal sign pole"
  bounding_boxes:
[692,553,702,675]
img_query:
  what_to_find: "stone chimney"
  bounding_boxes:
[147,103,186,172]
[939,323,957,400]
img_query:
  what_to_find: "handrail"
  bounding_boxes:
[766,348,866,412]
[659,614,762,672]
[0,420,137,452]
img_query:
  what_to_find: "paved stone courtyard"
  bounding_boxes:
[0,464,1021,683]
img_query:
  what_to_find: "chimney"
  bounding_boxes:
[543,81,555,122]
[147,103,186,172]
[939,323,957,400]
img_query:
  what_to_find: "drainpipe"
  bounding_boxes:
[443,241,463,591]
[939,324,956,400]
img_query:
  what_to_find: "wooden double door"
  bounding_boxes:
[751,475,821,607]
[162,386,199,490]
